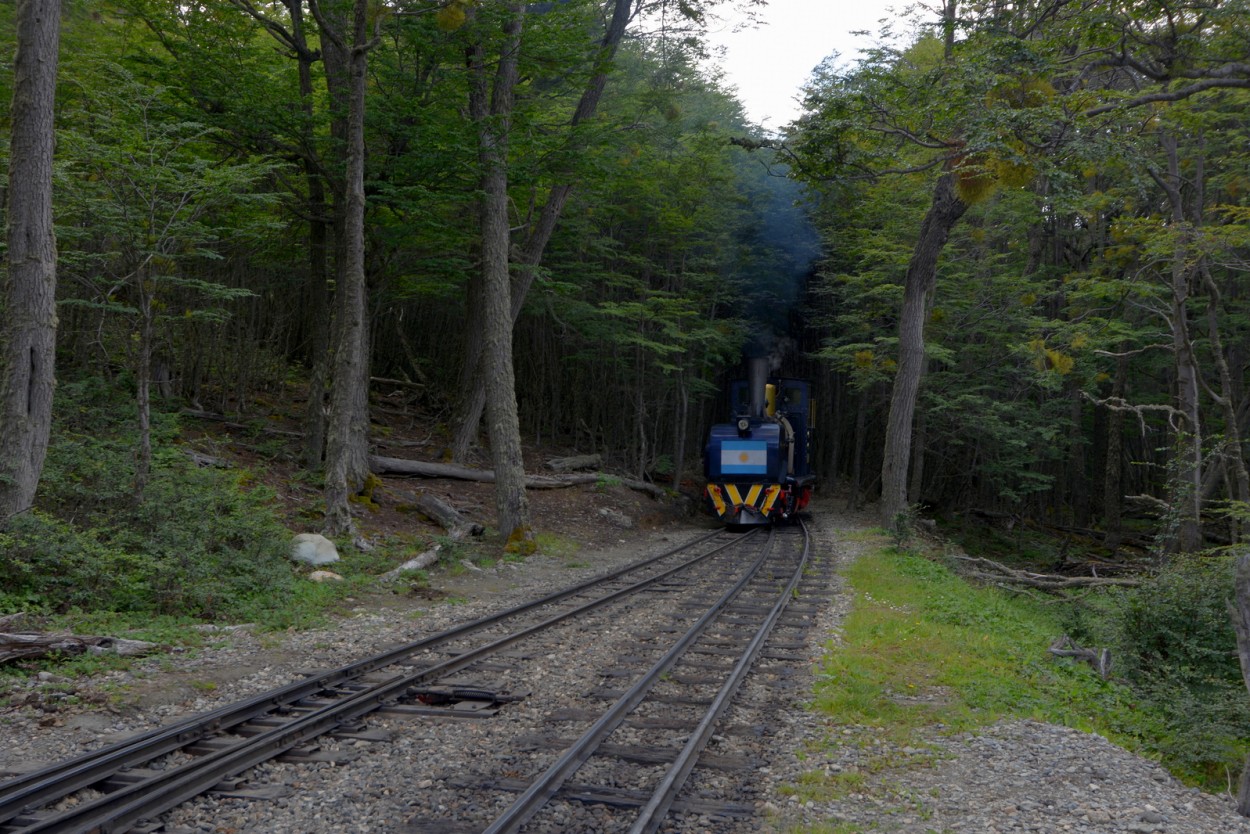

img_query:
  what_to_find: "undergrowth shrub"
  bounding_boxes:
[1102,554,1250,784]
[0,378,296,621]
[0,512,158,613]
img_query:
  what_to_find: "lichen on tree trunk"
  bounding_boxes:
[314,0,377,542]
[878,172,967,526]
[0,0,60,523]
[476,4,532,547]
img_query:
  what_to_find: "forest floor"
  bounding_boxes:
[178,390,701,563]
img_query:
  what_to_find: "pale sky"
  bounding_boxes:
[706,1,911,128]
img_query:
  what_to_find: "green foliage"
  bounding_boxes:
[813,541,1246,790]
[0,512,155,615]
[533,531,579,559]
[816,546,1125,738]
[888,505,916,550]
[1100,555,1250,783]
[0,380,297,621]
[595,475,623,491]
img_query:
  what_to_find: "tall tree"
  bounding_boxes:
[449,0,637,463]
[472,2,532,545]
[312,0,381,541]
[797,0,1250,536]
[0,0,60,522]
[57,68,272,502]
[878,171,968,524]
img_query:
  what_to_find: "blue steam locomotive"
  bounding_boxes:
[703,361,815,526]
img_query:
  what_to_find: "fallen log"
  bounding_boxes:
[181,409,303,438]
[0,632,158,665]
[372,456,499,482]
[378,546,443,582]
[370,455,667,499]
[371,375,424,390]
[413,494,484,540]
[550,473,668,500]
[948,554,1142,590]
[0,613,30,631]
[185,450,231,468]
[1125,493,1169,516]
[546,454,602,473]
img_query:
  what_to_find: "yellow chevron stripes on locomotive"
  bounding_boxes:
[707,483,779,518]
[724,484,763,507]
[760,485,782,514]
[706,484,726,516]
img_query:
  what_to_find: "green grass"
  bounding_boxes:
[810,544,1148,757]
[533,531,579,559]
[781,540,1201,830]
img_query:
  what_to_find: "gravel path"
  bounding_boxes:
[3,498,1249,834]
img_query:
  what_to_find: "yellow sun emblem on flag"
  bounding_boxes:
[739,451,750,463]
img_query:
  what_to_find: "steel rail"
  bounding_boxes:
[629,521,811,834]
[13,530,757,834]
[0,528,729,825]
[480,527,782,834]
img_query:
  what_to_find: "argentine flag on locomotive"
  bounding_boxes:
[720,440,768,475]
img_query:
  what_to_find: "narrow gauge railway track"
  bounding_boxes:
[0,528,760,834]
[422,521,813,834]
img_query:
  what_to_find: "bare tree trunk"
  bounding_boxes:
[315,0,377,542]
[848,386,869,511]
[1229,553,1250,816]
[1187,137,1249,540]
[449,38,492,464]
[879,172,967,524]
[1201,261,1250,542]
[1070,387,1089,526]
[450,0,635,462]
[634,344,647,479]
[671,369,689,491]
[134,275,154,502]
[477,4,532,546]
[0,0,60,523]
[1154,135,1202,553]
[291,0,333,470]
[943,0,957,60]
[908,407,926,505]
[1103,351,1128,552]
[227,0,335,468]
[827,370,842,479]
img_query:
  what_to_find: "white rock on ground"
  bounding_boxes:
[290,533,340,566]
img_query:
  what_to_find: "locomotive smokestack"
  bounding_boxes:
[748,356,769,418]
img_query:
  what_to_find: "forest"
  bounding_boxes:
[4,0,1250,796]
[4,0,1250,550]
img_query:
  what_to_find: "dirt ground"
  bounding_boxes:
[179,389,703,563]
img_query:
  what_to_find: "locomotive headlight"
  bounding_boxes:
[736,417,751,436]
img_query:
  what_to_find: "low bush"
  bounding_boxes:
[0,378,298,622]
[1100,554,1250,784]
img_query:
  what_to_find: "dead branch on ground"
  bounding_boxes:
[0,632,158,665]
[947,554,1142,590]
[1048,635,1113,679]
